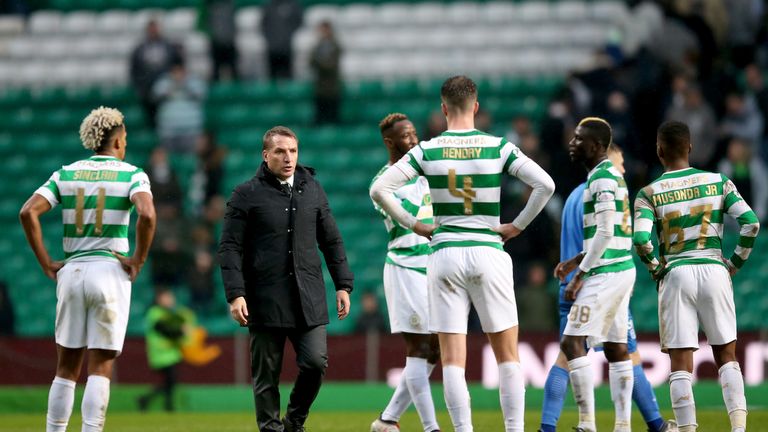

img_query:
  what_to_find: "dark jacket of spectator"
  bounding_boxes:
[261,0,303,79]
[218,163,353,328]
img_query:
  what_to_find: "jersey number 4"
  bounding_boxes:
[448,169,476,215]
[75,187,107,235]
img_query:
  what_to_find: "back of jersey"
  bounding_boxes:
[635,168,736,270]
[405,129,529,251]
[35,155,152,262]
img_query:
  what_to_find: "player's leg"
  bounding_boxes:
[48,263,86,432]
[81,349,118,432]
[471,247,523,432]
[603,273,634,432]
[428,248,473,432]
[630,350,673,432]
[285,325,328,428]
[700,264,744,432]
[539,296,573,432]
[660,266,701,432]
[402,333,440,432]
[487,327,525,432]
[47,345,85,432]
[712,342,746,432]
[250,327,288,432]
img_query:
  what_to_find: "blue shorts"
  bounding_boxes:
[558,284,637,353]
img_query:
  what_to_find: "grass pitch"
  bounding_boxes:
[3,409,767,431]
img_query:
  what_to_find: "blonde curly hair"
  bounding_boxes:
[79,106,124,151]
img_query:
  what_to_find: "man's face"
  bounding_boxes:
[263,135,298,180]
[116,127,127,160]
[568,125,595,164]
[385,120,418,159]
[608,149,625,175]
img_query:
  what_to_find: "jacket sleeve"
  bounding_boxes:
[315,182,354,292]
[218,187,248,303]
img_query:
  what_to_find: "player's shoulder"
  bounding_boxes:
[370,164,390,188]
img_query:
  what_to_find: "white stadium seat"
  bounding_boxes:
[235,7,261,34]
[339,4,376,29]
[592,1,630,23]
[163,8,197,36]
[184,32,210,57]
[377,3,413,27]
[552,1,589,22]
[518,2,551,23]
[60,12,97,35]
[445,2,480,25]
[304,4,338,29]
[481,2,517,24]
[98,10,132,34]
[410,3,445,26]
[28,11,63,34]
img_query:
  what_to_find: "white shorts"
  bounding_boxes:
[563,268,635,348]
[383,264,430,334]
[428,246,517,334]
[658,264,736,352]
[55,260,131,354]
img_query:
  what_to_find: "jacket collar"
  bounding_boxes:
[256,162,314,188]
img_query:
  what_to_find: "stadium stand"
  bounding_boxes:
[0,0,766,339]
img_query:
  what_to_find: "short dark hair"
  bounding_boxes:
[578,117,612,149]
[657,120,690,159]
[263,126,297,151]
[379,113,409,136]
[440,75,477,112]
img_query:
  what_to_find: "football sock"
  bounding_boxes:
[568,356,595,432]
[47,376,76,432]
[608,360,634,432]
[632,364,664,431]
[670,370,697,429]
[498,362,525,432]
[381,367,411,422]
[718,362,747,432]
[82,375,111,432]
[540,364,569,431]
[404,357,439,432]
[443,365,473,432]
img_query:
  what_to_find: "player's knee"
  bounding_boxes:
[603,343,629,362]
[298,351,328,374]
[712,341,738,367]
[560,337,580,359]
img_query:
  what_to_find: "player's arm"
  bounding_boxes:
[576,176,618,275]
[632,188,662,278]
[19,194,61,280]
[115,191,156,282]
[370,152,432,237]
[723,178,760,275]
[497,144,555,241]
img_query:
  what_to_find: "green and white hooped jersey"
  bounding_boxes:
[634,168,759,274]
[404,129,529,251]
[371,165,433,274]
[582,159,634,275]
[35,155,152,262]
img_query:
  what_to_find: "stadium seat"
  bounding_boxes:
[29,10,64,34]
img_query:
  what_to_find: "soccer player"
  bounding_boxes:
[540,144,676,432]
[371,75,555,432]
[633,121,759,432]
[19,107,156,432]
[369,113,441,432]
[556,118,635,432]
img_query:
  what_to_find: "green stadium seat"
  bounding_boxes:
[344,80,385,100]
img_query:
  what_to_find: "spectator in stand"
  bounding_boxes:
[717,137,768,223]
[516,262,556,332]
[310,21,342,125]
[204,0,238,81]
[0,281,15,336]
[145,147,183,212]
[424,111,446,140]
[261,0,303,80]
[190,132,226,217]
[354,292,388,334]
[720,91,764,158]
[725,0,764,67]
[744,64,768,160]
[130,19,181,128]
[505,115,534,145]
[187,224,217,312]
[152,62,207,153]
[666,83,718,169]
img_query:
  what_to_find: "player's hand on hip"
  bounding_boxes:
[564,271,585,301]
[229,296,249,326]
[112,252,142,282]
[44,260,64,281]
[494,223,522,242]
[336,290,351,320]
[412,222,437,240]
[725,259,738,277]
[554,260,575,281]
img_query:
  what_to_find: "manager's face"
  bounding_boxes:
[264,134,298,180]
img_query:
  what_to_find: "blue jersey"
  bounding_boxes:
[558,183,637,352]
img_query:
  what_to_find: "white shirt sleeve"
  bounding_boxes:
[370,158,420,229]
[506,155,556,230]
[129,170,152,199]
[34,171,61,208]
[579,208,615,272]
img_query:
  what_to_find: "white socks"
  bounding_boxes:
[82,375,111,432]
[443,365,473,432]
[47,377,76,432]
[608,360,634,432]
[670,370,697,429]
[568,356,595,432]
[404,357,439,432]
[498,362,525,432]
[382,368,411,422]
[719,362,747,432]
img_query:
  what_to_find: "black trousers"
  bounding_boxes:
[267,52,293,80]
[139,364,178,411]
[250,325,328,431]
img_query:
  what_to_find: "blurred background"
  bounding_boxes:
[0,0,767,411]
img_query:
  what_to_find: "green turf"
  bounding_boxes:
[3,410,767,431]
